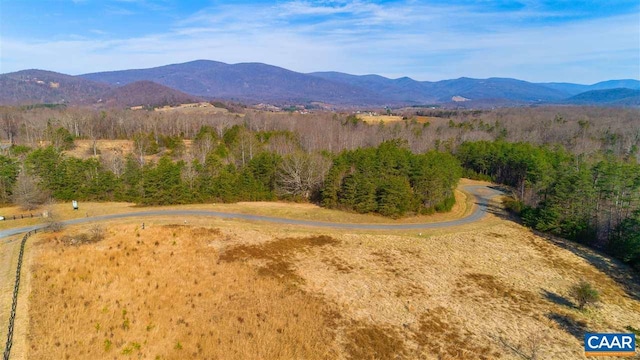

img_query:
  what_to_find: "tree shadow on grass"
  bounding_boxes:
[534,230,640,302]
[470,184,640,302]
[483,201,520,222]
[542,289,575,309]
[547,312,590,341]
[488,185,511,194]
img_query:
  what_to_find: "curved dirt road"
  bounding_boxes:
[0,184,502,359]
[0,185,503,241]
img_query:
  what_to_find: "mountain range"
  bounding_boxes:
[1,60,638,108]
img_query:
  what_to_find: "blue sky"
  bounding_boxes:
[0,0,638,83]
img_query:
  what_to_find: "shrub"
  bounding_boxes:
[89,224,105,242]
[45,211,64,233]
[503,196,524,214]
[569,281,600,310]
[625,325,640,336]
[434,194,456,212]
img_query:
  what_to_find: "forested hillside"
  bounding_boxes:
[457,141,640,270]
[0,105,638,270]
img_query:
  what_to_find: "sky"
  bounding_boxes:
[0,0,638,83]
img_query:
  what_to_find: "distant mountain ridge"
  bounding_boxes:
[1,60,638,107]
[101,81,203,108]
[0,69,110,105]
[309,72,571,103]
[80,60,383,105]
[564,88,640,106]
[0,70,204,108]
[538,79,640,96]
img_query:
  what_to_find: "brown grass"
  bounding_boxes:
[357,115,435,125]
[294,222,640,359]
[415,307,500,359]
[455,273,543,315]
[153,102,229,114]
[62,139,196,162]
[17,195,640,360]
[26,225,339,360]
[219,235,339,283]
[357,115,404,123]
[344,322,408,359]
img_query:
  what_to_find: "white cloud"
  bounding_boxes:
[1,1,638,83]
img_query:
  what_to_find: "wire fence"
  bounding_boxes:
[0,213,42,221]
[3,229,37,360]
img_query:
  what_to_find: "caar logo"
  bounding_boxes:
[584,333,636,357]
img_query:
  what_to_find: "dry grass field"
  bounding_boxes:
[63,139,133,160]
[153,102,229,114]
[13,201,640,359]
[61,139,195,161]
[358,115,405,123]
[357,115,435,124]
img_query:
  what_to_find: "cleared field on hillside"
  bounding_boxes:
[152,102,232,115]
[357,115,404,123]
[61,139,194,161]
[357,115,435,124]
[63,140,134,159]
[19,206,640,359]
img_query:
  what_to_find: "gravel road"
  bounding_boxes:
[0,185,503,241]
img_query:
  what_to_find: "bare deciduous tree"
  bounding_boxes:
[44,208,64,232]
[181,154,198,190]
[100,151,125,177]
[231,127,259,167]
[0,104,638,159]
[267,133,298,156]
[277,152,331,199]
[193,133,216,164]
[11,171,49,210]
[1,110,19,145]
[133,133,152,165]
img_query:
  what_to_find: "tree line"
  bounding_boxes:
[1,105,638,161]
[0,106,638,270]
[0,129,461,221]
[457,140,640,271]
